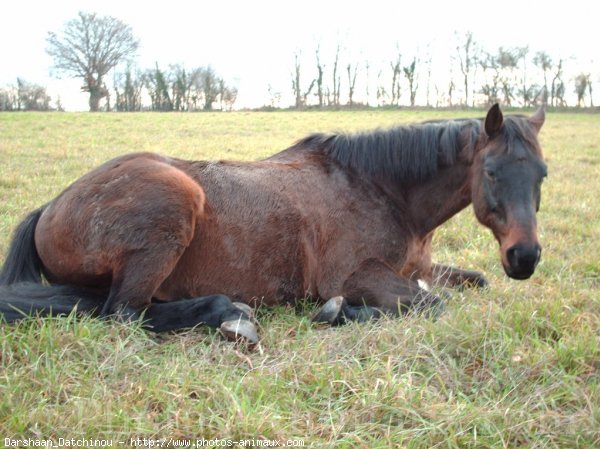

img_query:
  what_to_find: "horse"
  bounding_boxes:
[0,104,547,344]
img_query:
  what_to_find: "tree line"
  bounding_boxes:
[0,13,596,111]
[112,64,237,112]
[286,32,596,109]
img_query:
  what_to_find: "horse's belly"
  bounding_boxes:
[155,216,315,306]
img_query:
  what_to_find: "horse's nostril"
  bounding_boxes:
[507,244,541,271]
[507,246,519,265]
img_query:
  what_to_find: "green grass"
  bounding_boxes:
[1,110,599,447]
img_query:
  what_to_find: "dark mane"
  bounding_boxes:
[297,119,481,182]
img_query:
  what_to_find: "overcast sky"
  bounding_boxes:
[1,0,598,109]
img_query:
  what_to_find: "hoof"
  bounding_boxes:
[220,318,259,346]
[232,302,255,322]
[312,296,346,325]
[471,275,489,289]
[459,272,489,290]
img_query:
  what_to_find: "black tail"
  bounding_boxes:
[0,282,104,323]
[0,206,109,324]
[0,206,45,286]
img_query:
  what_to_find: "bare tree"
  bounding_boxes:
[533,51,552,104]
[315,46,325,107]
[390,51,402,106]
[376,69,387,106]
[403,57,418,107]
[221,84,238,111]
[0,85,18,111]
[144,64,172,111]
[550,58,566,107]
[346,62,359,106]
[15,79,52,111]
[424,51,433,107]
[364,61,370,106]
[46,12,138,112]
[267,84,281,108]
[331,45,341,106]
[516,47,531,106]
[496,47,519,106]
[574,73,591,107]
[456,31,477,106]
[114,66,143,111]
[197,66,221,110]
[170,65,198,111]
[291,52,315,108]
[448,78,455,107]
[479,52,500,106]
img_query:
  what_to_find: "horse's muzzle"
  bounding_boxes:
[504,243,542,280]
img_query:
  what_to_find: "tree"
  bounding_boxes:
[479,52,501,106]
[364,61,371,106]
[291,52,315,108]
[315,46,325,107]
[331,45,341,107]
[390,51,402,106]
[403,57,418,107]
[376,69,387,106]
[346,62,359,106]
[456,31,477,106]
[144,64,173,111]
[0,85,18,111]
[496,47,519,106]
[550,58,566,107]
[169,65,201,111]
[114,66,143,111]
[424,50,433,107]
[574,73,591,107]
[220,83,238,111]
[516,47,531,107]
[533,51,552,104]
[198,66,221,110]
[17,78,52,111]
[46,12,139,112]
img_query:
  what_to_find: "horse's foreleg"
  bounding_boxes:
[431,263,488,289]
[402,233,488,290]
[313,258,444,325]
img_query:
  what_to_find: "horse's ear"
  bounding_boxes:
[528,105,545,134]
[484,103,503,138]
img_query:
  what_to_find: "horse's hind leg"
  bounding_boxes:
[99,244,189,319]
[143,295,259,344]
[313,258,444,325]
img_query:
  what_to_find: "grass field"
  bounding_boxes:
[0,110,599,448]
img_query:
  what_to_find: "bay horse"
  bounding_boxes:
[0,104,547,344]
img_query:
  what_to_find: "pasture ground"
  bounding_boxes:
[0,110,599,448]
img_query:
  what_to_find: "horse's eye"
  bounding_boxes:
[485,169,496,182]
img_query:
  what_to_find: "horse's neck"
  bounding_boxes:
[402,161,473,236]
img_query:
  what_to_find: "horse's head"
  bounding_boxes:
[471,104,547,280]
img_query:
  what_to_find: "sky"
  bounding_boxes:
[1,0,598,110]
